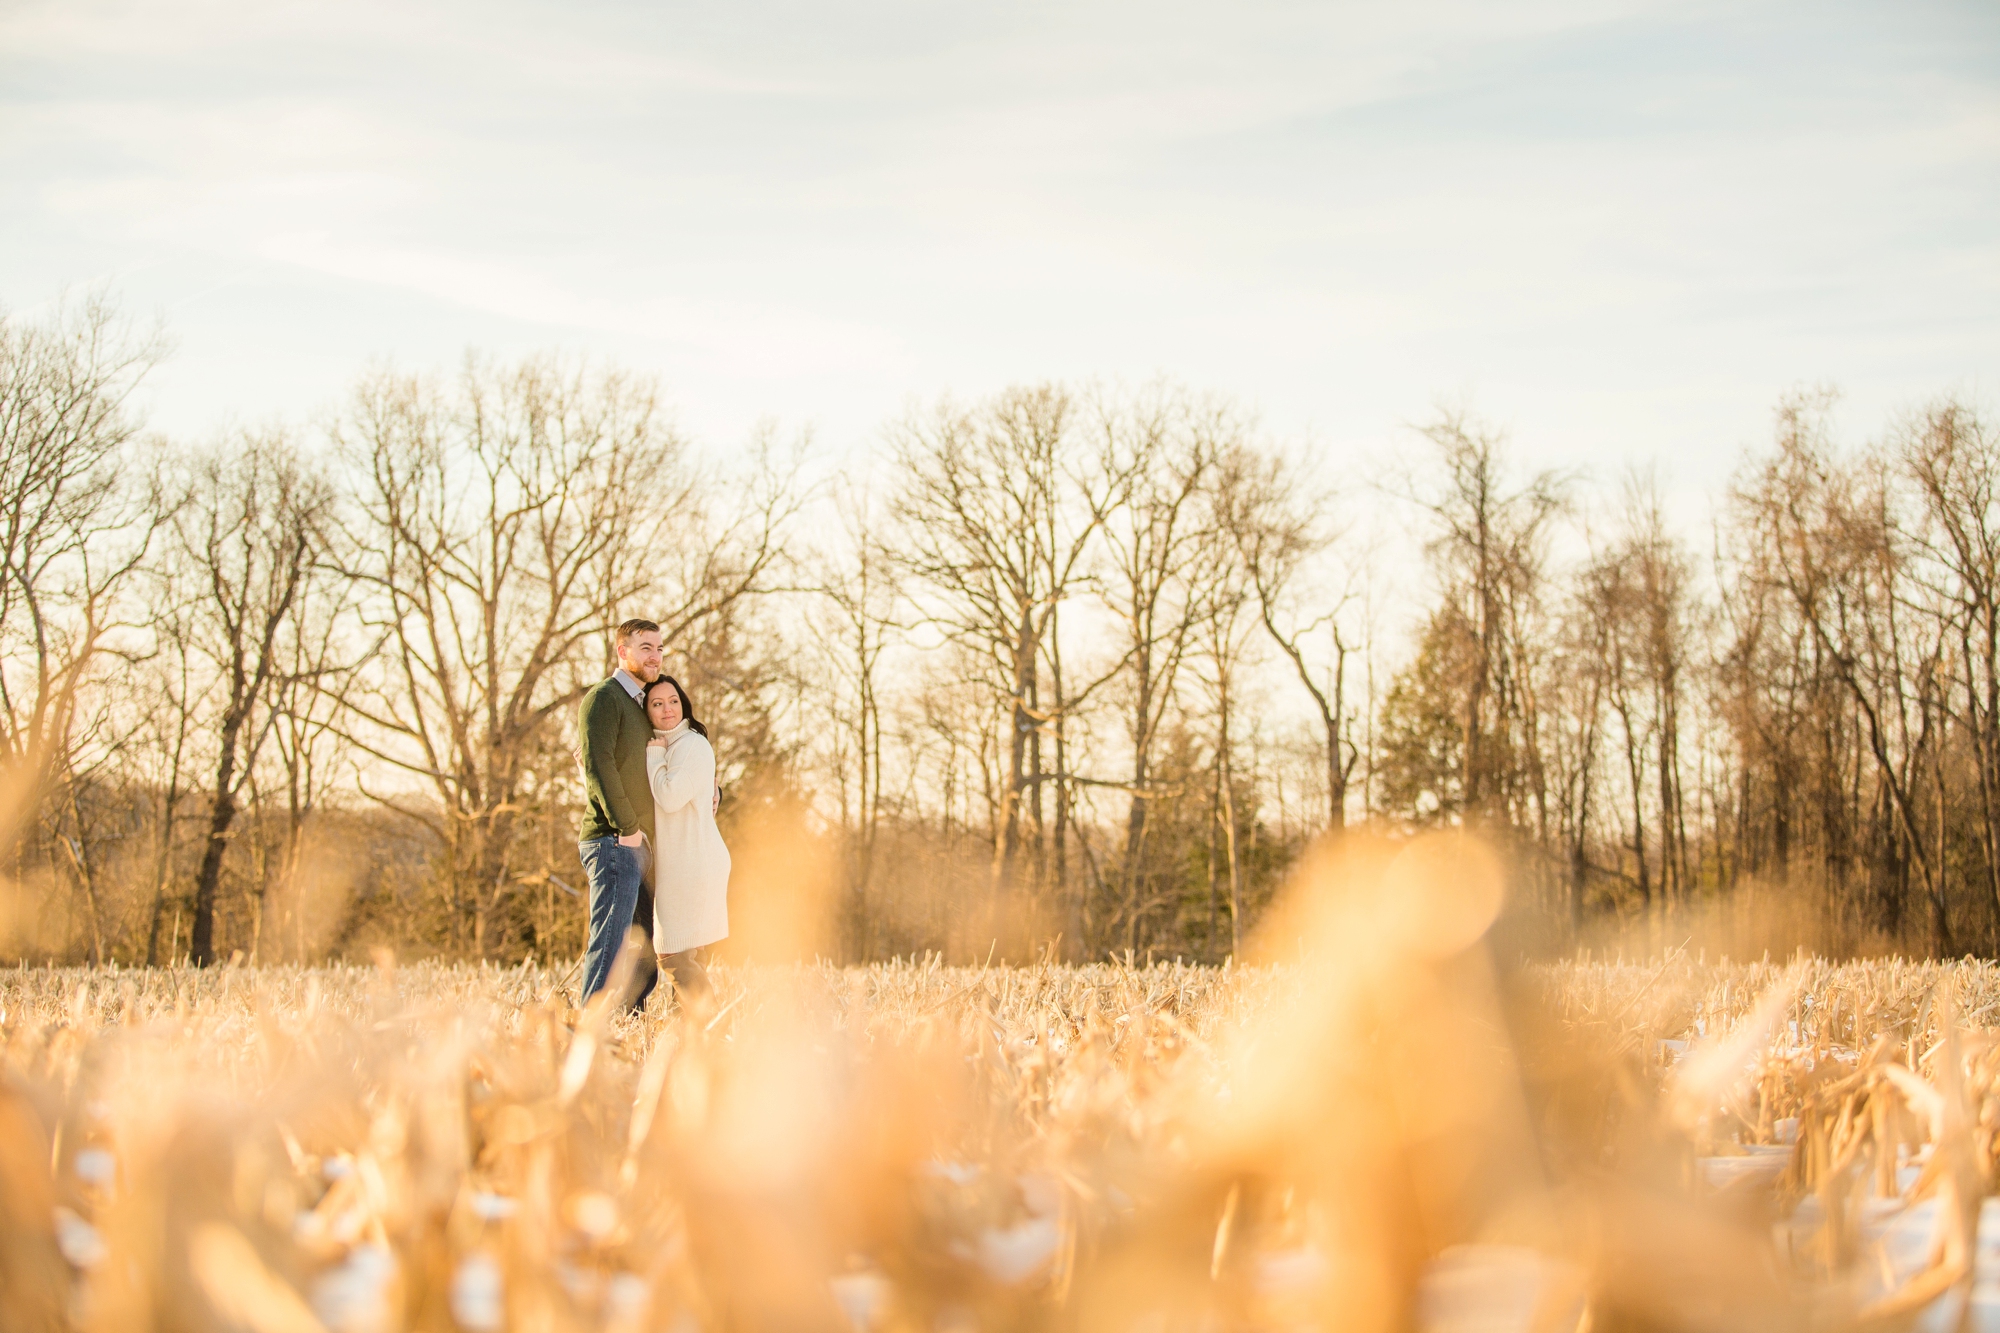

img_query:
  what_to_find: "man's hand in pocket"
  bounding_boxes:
[617,831,645,848]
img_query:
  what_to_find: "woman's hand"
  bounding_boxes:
[648,737,667,749]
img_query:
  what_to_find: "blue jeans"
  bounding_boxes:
[578,837,658,1010]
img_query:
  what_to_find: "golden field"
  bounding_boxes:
[6,836,2000,1332]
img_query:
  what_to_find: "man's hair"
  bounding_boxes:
[615,618,661,645]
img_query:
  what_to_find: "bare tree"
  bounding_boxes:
[1638,497,1697,904]
[1087,388,1231,952]
[1195,564,1259,956]
[0,297,168,865]
[1900,401,2000,932]
[1403,409,1567,832]
[258,538,364,962]
[891,385,1115,910]
[804,477,902,958]
[1546,577,1611,931]
[1569,474,1702,921]
[1223,444,1363,831]
[1586,542,1656,909]
[139,590,203,964]
[1730,393,1955,948]
[169,431,330,965]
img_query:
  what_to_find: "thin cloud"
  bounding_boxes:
[0,0,1992,476]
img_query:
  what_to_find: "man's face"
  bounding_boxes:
[616,630,664,683]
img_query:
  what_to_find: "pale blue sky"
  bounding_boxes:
[3,0,1995,499]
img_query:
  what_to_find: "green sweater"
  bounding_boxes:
[577,677,653,841]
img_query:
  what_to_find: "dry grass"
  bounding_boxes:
[7,836,2000,1331]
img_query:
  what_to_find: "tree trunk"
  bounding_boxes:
[1615,691,1649,910]
[189,783,237,966]
[993,612,1034,897]
[56,783,105,966]
[1219,678,1242,956]
[145,770,184,966]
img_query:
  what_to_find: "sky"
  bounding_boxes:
[3,0,1996,514]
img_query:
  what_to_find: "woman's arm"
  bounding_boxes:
[648,736,716,813]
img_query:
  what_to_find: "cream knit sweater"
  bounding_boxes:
[646,722,731,953]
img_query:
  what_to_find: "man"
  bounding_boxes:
[577,618,663,1009]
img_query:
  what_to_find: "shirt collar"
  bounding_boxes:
[611,668,645,700]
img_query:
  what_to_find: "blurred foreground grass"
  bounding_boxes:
[8,836,2000,1331]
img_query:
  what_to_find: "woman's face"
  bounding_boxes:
[647,686,684,731]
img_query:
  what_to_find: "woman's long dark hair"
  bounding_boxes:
[643,674,709,738]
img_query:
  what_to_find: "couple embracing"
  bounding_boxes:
[576,618,731,1011]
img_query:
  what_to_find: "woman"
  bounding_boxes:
[643,675,729,1003]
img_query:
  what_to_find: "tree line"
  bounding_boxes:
[2,295,1993,965]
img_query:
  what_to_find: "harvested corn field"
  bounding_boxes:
[8,839,2000,1332]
